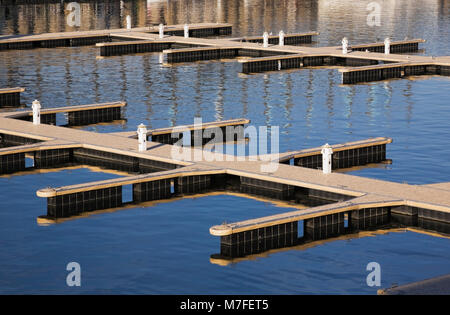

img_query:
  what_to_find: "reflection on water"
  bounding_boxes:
[36,190,309,225]
[0,0,450,294]
[210,226,450,267]
[1,0,449,53]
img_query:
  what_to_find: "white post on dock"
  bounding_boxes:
[159,24,164,39]
[32,100,41,125]
[184,24,189,38]
[126,15,132,30]
[321,143,333,174]
[279,30,285,46]
[384,37,391,55]
[263,32,269,48]
[137,123,147,152]
[342,37,349,54]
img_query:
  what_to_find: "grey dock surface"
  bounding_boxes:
[0,103,449,258]
[378,274,450,295]
[2,23,447,84]
[1,24,449,257]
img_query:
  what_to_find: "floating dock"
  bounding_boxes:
[82,26,450,83]
[1,100,449,257]
[112,118,249,145]
[1,101,126,126]
[97,40,174,57]
[350,39,426,53]
[164,46,241,63]
[148,24,232,37]
[0,23,232,51]
[0,87,25,107]
[231,32,319,45]
[1,23,450,258]
[0,97,449,256]
[1,24,449,84]
[340,62,450,84]
[278,137,392,170]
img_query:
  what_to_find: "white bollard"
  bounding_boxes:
[159,23,164,39]
[32,100,41,125]
[263,31,269,48]
[184,24,189,38]
[137,123,147,152]
[384,37,391,55]
[321,143,333,174]
[279,30,285,46]
[342,37,348,54]
[126,15,131,30]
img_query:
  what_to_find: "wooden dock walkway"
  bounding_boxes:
[0,23,232,50]
[111,118,250,140]
[0,101,126,126]
[94,31,448,83]
[1,23,449,258]
[0,104,449,256]
[0,87,25,107]
[2,23,447,83]
[277,137,392,170]
[230,32,319,45]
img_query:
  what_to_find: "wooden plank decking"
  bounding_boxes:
[112,118,250,139]
[0,101,126,119]
[1,24,449,256]
[1,23,448,83]
[0,87,25,94]
[1,108,448,225]
[277,137,392,163]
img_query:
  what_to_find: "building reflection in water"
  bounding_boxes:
[169,66,179,127]
[383,81,393,128]
[403,80,414,125]
[325,69,334,130]
[282,73,293,132]
[240,76,248,117]
[343,84,355,131]
[304,69,314,139]
[142,55,154,127]
[214,62,225,122]
[366,84,376,121]
[64,52,72,107]
[194,64,203,118]
[0,0,322,36]
[262,74,272,127]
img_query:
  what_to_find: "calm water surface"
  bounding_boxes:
[0,0,449,294]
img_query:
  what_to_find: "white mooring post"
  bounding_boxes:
[137,123,147,152]
[321,143,333,174]
[279,30,285,46]
[159,24,164,39]
[126,15,131,30]
[32,100,41,125]
[384,37,391,55]
[263,32,269,48]
[184,24,189,38]
[342,37,348,54]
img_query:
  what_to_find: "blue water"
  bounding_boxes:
[0,0,449,294]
